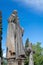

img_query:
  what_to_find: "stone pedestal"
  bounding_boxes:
[14,60,18,65]
[7,59,18,65]
[18,59,24,65]
[22,60,24,65]
[7,59,24,65]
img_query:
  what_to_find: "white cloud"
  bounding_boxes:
[24,0,43,11]
[13,0,43,12]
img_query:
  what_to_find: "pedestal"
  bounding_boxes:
[7,59,18,65]
[18,59,24,65]
[22,60,24,65]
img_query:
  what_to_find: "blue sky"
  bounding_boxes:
[0,0,43,57]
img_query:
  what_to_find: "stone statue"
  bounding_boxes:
[6,10,25,65]
[27,43,34,65]
[6,10,34,65]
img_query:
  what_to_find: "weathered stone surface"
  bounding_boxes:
[0,58,1,65]
[6,10,25,65]
[29,43,34,65]
[29,52,34,65]
[7,59,18,65]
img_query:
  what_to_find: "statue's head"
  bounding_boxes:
[12,10,17,15]
[8,10,18,23]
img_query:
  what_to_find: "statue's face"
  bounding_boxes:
[8,11,18,23]
[8,14,16,22]
[13,10,17,15]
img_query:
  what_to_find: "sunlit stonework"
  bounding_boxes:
[6,10,25,65]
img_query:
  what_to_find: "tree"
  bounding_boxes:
[25,38,29,48]
[32,42,43,65]
[0,11,2,58]
[25,38,29,65]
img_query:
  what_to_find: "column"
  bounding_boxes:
[29,52,34,65]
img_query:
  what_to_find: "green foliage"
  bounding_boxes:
[0,18,2,58]
[0,43,2,57]
[25,38,29,48]
[3,60,7,65]
[25,38,30,56]
[25,38,29,65]
[25,38,43,65]
[32,42,43,65]
[24,57,29,65]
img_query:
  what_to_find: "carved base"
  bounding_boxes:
[7,59,24,65]
[7,59,18,65]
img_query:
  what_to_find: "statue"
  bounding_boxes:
[6,10,35,65]
[27,43,34,65]
[6,10,25,65]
